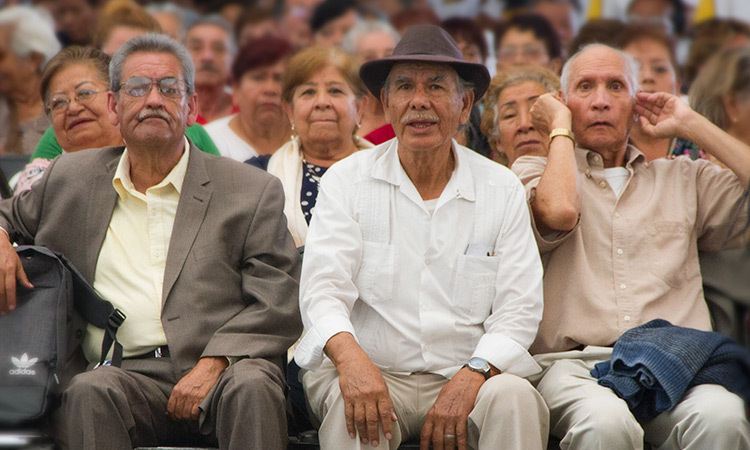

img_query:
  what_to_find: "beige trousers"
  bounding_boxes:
[530,346,750,450]
[303,359,549,450]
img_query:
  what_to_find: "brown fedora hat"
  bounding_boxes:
[359,24,491,102]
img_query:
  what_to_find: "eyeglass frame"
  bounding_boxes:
[46,88,104,114]
[116,76,190,99]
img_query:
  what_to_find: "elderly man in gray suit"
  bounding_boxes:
[0,34,301,449]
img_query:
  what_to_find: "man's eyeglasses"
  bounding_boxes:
[119,77,187,99]
[47,89,102,113]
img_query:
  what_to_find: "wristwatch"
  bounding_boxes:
[464,357,491,380]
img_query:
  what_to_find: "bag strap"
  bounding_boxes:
[17,246,128,368]
[57,253,127,367]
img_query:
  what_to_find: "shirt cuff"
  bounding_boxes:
[294,314,357,371]
[473,333,541,378]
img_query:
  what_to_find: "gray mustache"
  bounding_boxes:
[401,113,440,124]
[138,110,170,122]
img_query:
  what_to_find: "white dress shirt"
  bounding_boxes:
[295,139,544,378]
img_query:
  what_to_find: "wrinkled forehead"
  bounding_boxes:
[570,47,631,86]
[388,61,459,84]
[122,51,183,79]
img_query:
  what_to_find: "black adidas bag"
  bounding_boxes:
[0,246,126,426]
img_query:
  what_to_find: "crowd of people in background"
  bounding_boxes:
[0,0,749,449]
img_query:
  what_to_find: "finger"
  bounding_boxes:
[456,419,468,450]
[190,402,200,421]
[365,401,380,446]
[431,418,445,450]
[420,417,434,450]
[354,402,368,444]
[4,269,15,313]
[166,392,177,418]
[378,398,394,440]
[344,399,356,439]
[180,394,196,421]
[16,257,33,289]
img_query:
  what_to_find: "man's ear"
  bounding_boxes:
[107,91,120,127]
[458,89,474,125]
[380,89,393,123]
[186,93,198,127]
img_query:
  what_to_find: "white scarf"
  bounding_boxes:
[267,136,373,246]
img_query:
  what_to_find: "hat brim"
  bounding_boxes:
[360,55,491,103]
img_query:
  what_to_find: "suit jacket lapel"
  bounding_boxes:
[162,143,212,303]
[82,148,121,282]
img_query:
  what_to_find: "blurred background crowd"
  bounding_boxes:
[0,0,749,172]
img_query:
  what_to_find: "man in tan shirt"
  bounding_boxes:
[511,43,750,449]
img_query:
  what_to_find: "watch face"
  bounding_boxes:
[469,357,489,371]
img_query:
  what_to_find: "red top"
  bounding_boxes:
[363,124,395,145]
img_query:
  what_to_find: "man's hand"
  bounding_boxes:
[420,367,484,450]
[325,332,397,447]
[167,356,228,421]
[635,91,694,140]
[530,93,572,136]
[0,232,33,315]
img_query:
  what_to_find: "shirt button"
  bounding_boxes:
[624,315,631,322]
[617,248,623,255]
[620,283,627,290]
[599,181,607,188]
[150,209,157,216]
[425,259,430,266]
[154,251,161,257]
[614,212,620,218]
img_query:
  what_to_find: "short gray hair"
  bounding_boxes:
[341,19,400,55]
[382,62,474,99]
[145,2,200,41]
[110,33,195,95]
[0,6,60,71]
[185,15,236,55]
[560,43,640,100]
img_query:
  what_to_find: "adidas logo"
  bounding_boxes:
[9,353,38,376]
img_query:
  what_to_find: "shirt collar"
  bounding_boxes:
[371,139,476,202]
[575,143,645,172]
[113,136,191,199]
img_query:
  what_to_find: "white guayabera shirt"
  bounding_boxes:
[295,139,544,379]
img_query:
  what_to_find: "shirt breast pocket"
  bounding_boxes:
[354,241,395,305]
[645,220,695,289]
[452,254,500,322]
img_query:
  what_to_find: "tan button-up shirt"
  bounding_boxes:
[512,145,748,354]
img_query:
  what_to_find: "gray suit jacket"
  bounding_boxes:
[0,142,302,377]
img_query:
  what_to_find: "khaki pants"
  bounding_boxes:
[530,346,750,450]
[303,359,549,450]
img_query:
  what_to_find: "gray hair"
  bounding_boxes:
[382,62,474,99]
[0,6,60,71]
[560,43,640,100]
[341,19,400,55]
[185,15,236,55]
[110,33,195,95]
[145,3,200,41]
